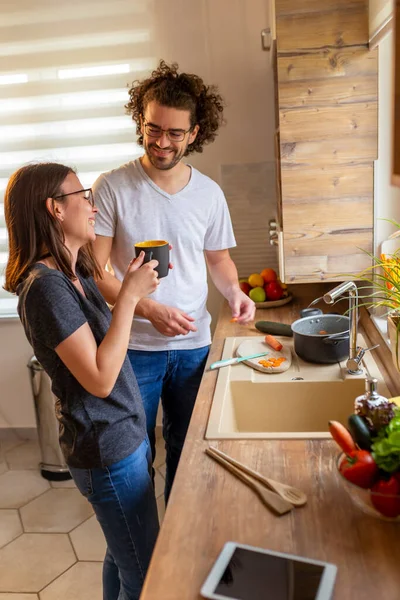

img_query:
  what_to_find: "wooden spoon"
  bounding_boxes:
[205,447,293,516]
[208,446,307,507]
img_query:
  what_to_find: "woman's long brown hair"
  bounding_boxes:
[4,162,102,294]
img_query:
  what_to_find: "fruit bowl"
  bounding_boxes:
[254,293,293,309]
[337,453,400,521]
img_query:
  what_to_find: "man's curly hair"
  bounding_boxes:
[125,60,225,156]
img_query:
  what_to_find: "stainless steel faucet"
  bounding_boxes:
[323,281,361,374]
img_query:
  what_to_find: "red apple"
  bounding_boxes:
[264,281,283,301]
[239,281,251,295]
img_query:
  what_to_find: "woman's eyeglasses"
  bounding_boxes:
[53,188,95,207]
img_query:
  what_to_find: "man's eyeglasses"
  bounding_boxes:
[53,188,95,207]
[143,119,192,142]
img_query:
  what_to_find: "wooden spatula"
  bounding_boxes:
[205,447,293,516]
[209,446,307,507]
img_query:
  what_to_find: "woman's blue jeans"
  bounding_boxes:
[128,345,210,503]
[69,438,159,600]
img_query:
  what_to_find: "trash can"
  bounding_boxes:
[28,356,72,481]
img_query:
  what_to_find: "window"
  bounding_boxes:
[371,26,400,344]
[0,0,156,317]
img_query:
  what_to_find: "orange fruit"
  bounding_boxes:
[260,268,277,283]
[248,273,264,288]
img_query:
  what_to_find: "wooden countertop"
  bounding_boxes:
[141,286,400,600]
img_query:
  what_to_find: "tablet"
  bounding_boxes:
[201,542,337,600]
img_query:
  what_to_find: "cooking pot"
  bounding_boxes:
[291,314,350,364]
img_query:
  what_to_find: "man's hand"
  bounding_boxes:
[147,303,197,337]
[228,288,255,324]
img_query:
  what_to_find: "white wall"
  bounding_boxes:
[0,0,275,431]
[375,30,400,249]
[0,322,36,430]
[369,0,392,40]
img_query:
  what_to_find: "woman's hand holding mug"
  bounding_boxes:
[122,251,159,301]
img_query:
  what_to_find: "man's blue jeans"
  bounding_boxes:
[128,345,210,503]
[69,438,159,600]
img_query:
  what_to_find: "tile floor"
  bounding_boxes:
[0,430,167,599]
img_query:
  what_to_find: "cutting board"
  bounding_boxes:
[236,338,292,373]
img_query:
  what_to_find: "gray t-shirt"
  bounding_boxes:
[18,264,146,469]
[93,159,236,351]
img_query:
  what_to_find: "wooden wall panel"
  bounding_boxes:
[280,103,377,143]
[275,0,367,16]
[281,137,377,165]
[276,7,368,52]
[280,164,373,200]
[277,47,377,83]
[284,252,372,283]
[283,235,373,258]
[279,74,377,109]
[282,197,373,230]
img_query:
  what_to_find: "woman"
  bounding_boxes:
[4,163,160,600]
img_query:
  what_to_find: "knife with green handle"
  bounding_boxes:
[210,351,269,370]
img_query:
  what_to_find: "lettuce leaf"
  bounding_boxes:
[371,408,400,472]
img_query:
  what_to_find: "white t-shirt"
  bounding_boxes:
[93,159,236,351]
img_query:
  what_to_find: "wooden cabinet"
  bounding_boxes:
[272,0,378,283]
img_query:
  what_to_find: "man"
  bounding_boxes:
[92,60,255,502]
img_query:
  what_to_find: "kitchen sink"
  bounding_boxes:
[205,336,391,439]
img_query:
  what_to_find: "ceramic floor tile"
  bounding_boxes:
[0,533,76,593]
[50,478,76,489]
[69,515,106,561]
[153,434,166,469]
[39,562,102,600]
[157,496,165,524]
[20,489,93,533]
[154,470,164,499]
[0,439,26,454]
[157,462,166,480]
[0,509,23,548]
[0,471,49,509]
[5,441,41,470]
[0,595,38,599]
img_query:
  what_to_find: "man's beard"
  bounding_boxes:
[144,139,188,170]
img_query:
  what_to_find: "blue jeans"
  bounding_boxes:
[128,345,210,503]
[69,438,159,600]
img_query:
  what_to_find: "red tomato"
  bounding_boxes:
[339,450,379,489]
[264,281,283,301]
[329,420,357,454]
[370,477,400,518]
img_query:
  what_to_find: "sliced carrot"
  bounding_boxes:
[230,317,238,323]
[258,357,287,368]
[328,420,357,454]
[264,334,283,352]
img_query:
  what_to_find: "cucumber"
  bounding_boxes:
[348,414,372,450]
[255,321,293,337]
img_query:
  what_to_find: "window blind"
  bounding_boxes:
[0,0,156,316]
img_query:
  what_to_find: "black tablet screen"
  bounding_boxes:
[214,548,324,600]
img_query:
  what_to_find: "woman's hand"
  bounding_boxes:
[121,251,159,300]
